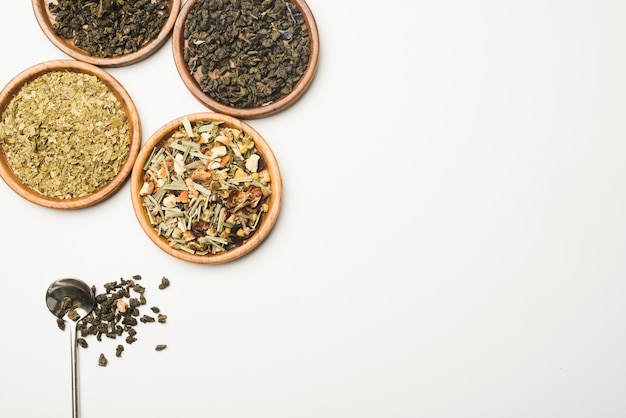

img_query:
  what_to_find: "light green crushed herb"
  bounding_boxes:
[0,71,130,199]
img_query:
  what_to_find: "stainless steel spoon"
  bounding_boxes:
[46,278,95,418]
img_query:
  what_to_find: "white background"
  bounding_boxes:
[1,1,626,417]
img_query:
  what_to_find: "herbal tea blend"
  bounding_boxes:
[48,0,170,58]
[139,117,272,255]
[183,0,311,108]
[0,71,130,199]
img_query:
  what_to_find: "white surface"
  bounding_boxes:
[1,1,626,417]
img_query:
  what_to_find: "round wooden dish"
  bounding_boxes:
[172,0,320,119]
[32,0,180,67]
[130,113,282,264]
[0,60,141,209]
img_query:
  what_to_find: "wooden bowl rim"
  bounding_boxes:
[32,0,181,67]
[0,60,141,210]
[130,112,283,264]
[172,0,319,119]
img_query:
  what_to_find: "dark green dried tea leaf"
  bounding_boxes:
[69,275,171,366]
[49,0,170,58]
[98,353,108,367]
[183,0,311,108]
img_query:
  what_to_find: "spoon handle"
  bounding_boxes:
[69,321,80,418]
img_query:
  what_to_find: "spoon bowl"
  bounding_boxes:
[46,278,95,320]
[46,278,95,418]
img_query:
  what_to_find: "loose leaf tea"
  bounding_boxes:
[158,276,170,289]
[98,353,108,367]
[59,296,84,321]
[48,0,170,58]
[0,71,130,199]
[115,344,124,357]
[139,117,272,255]
[183,0,311,108]
[55,275,171,367]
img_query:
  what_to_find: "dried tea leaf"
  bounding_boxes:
[71,275,171,366]
[183,0,311,108]
[49,0,170,58]
[0,71,130,199]
[115,344,124,357]
[98,353,108,367]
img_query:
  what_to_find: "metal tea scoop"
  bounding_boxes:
[46,278,95,418]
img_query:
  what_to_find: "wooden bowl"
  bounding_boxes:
[32,0,180,67]
[172,0,320,119]
[130,113,282,264]
[0,60,141,209]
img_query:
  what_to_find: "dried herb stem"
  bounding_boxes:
[139,117,272,255]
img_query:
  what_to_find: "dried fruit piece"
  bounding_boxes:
[139,119,272,255]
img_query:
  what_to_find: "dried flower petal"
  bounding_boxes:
[139,118,272,255]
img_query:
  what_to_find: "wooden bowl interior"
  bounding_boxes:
[172,0,319,119]
[130,112,282,264]
[33,0,181,67]
[0,60,141,209]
